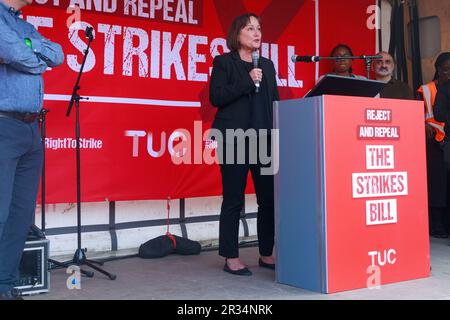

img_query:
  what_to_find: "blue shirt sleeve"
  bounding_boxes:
[27,24,65,68]
[0,17,48,74]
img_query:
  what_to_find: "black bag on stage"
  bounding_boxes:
[172,235,201,255]
[138,235,174,259]
[138,234,201,259]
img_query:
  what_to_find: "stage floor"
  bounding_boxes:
[27,237,450,300]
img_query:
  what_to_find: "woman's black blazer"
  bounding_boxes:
[209,50,279,134]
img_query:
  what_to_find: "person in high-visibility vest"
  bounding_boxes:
[417,52,450,238]
[434,52,450,144]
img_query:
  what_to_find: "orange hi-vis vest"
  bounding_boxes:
[418,82,446,142]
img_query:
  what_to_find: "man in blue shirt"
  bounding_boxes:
[0,0,64,300]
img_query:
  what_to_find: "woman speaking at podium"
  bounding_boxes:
[209,13,279,276]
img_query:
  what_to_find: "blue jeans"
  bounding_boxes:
[0,117,43,293]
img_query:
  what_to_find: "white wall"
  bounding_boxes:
[36,195,258,257]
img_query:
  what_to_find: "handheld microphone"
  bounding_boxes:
[291,55,320,63]
[252,50,260,93]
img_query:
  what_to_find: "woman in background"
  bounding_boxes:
[328,43,366,79]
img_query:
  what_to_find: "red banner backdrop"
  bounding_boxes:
[25,0,376,203]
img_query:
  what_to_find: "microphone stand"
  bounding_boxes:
[38,109,93,276]
[360,56,381,80]
[38,109,62,269]
[63,27,116,280]
[40,108,48,235]
[307,55,382,79]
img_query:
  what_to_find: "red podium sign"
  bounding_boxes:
[323,95,430,293]
[275,95,429,293]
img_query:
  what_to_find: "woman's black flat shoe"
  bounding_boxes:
[223,263,252,276]
[258,258,275,270]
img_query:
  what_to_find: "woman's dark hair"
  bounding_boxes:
[433,52,450,81]
[226,13,261,51]
[330,43,354,73]
[330,43,354,57]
